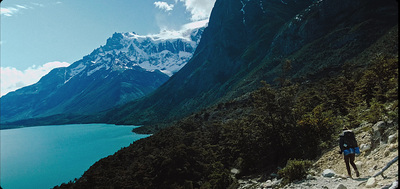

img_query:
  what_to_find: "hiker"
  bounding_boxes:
[339,127,360,178]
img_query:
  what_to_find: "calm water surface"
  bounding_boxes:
[0,124,150,189]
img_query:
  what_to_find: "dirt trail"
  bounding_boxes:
[238,121,398,189]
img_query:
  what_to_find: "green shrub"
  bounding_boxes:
[278,159,313,185]
[365,98,386,123]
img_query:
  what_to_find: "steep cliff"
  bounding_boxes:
[105,0,397,130]
[104,0,314,126]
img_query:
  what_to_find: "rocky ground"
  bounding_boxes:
[237,120,398,189]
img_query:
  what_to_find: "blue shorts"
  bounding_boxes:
[343,147,360,156]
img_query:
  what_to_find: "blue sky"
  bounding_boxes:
[0,0,215,96]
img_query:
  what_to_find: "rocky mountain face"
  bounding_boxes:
[102,0,314,125]
[0,27,204,123]
[103,0,398,128]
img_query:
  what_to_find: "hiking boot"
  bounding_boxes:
[355,170,360,177]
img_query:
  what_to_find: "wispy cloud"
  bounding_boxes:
[181,19,208,30]
[1,61,70,96]
[31,3,45,7]
[16,5,29,9]
[1,7,19,17]
[179,0,215,21]
[154,1,174,12]
[148,19,208,42]
[0,2,52,17]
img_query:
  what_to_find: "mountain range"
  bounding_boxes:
[0,24,205,124]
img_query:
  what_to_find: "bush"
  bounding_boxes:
[278,159,313,185]
[365,99,386,123]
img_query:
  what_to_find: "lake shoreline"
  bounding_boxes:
[0,123,140,131]
[1,124,150,189]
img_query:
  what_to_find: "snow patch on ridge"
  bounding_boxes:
[240,0,248,25]
[69,64,86,78]
[87,64,104,76]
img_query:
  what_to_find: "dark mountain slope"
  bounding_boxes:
[104,0,314,126]
[104,0,398,131]
[221,0,399,100]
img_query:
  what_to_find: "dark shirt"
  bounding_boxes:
[339,130,356,153]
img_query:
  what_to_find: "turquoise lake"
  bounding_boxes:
[0,124,150,189]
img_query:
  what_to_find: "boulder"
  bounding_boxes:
[360,143,371,152]
[335,183,347,189]
[373,121,386,130]
[306,174,316,180]
[384,149,390,156]
[322,169,336,177]
[388,144,398,151]
[230,168,240,175]
[389,181,398,189]
[388,133,397,143]
[261,180,272,188]
[365,177,377,188]
[372,121,387,148]
[355,161,363,170]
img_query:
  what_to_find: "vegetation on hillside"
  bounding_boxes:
[54,25,398,188]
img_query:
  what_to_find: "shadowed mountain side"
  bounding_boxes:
[103,0,314,127]
[103,0,398,132]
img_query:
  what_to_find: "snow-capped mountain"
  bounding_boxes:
[0,22,206,123]
[83,22,205,77]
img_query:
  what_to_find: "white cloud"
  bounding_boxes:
[181,19,208,30]
[16,5,28,9]
[154,1,174,12]
[153,0,214,33]
[1,2,50,17]
[145,19,208,41]
[1,7,18,17]
[179,0,215,21]
[1,61,70,96]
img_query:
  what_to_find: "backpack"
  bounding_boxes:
[343,130,357,148]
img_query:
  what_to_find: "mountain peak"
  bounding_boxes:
[86,24,206,76]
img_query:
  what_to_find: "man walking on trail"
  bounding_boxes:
[339,127,360,178]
